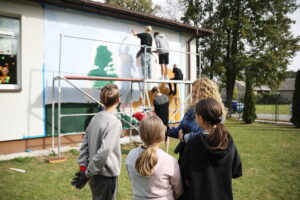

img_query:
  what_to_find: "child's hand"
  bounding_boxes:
[178,129,184,142]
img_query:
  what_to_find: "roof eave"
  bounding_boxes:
[27,0,214,36]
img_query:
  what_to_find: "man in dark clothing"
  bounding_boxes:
[132,26,153,79]
[168,64,183,95]
[151,87,169,140]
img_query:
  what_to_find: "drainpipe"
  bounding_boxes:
[187,29,199,81]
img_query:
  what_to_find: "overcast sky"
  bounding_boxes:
[94,0,300,71]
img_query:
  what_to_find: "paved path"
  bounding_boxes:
[0,135,142,161]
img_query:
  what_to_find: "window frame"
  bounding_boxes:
[0,15,21,91]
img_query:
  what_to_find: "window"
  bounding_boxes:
[0,16,20,90]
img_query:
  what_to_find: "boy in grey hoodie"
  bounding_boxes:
[154,32,170,80]
[72,84,122,200]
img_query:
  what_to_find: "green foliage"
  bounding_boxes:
[105,0,159,15]
[181,0,300,110]
[242,74,256,123]
[233,86,239,100]
[291,70,300,127]
[255,93,279,104]
[285,70,297,79]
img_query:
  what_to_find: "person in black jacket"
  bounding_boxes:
[181,98,242,200]
[151,86,169,141]
[168,64,183,95]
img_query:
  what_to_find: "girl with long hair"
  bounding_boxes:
[126,115,183,199]
[181,98,242,200]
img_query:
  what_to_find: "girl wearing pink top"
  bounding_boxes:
[126,115,183,200]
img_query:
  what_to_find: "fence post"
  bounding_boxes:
[275,103,279,122]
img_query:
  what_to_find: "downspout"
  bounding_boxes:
[187,29,199,81]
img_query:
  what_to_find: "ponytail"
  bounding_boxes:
[136,115,165,176]
[195,98,231,149]
[135,147,158,176]
[208,123,230,150]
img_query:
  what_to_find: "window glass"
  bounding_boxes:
[0,16,20,34]
[0,38,17,84]
[0,16,19,89]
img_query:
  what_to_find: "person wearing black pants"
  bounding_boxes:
[169,64,183,95]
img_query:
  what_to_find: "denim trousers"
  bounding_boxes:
[141,52,152,79]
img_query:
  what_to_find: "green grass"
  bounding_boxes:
[0,121,299,200]
[256,104,290,114]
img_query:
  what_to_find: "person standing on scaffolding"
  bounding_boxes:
[153,32,169,80]
[132,26,153,79]
[168,64,183,95]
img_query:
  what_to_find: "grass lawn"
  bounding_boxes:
[256,104,290,114]
[0,121,299,200]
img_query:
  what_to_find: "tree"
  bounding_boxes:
[181,0,300,112]
[242,72,256,123]
[291,70,300,127]
[285,70,297,79]
[154,0,185,21]
[105,0,159,15]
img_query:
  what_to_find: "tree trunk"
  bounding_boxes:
[226,68,236,112]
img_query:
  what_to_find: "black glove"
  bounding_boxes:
[71,171,89,189]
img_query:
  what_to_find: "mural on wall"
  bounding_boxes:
[44,6,183,107]
[88,45,118,88]
[41,6,186,135]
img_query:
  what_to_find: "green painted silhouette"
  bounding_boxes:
[88,45,118,88]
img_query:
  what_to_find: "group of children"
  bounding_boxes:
[71,81,242,200]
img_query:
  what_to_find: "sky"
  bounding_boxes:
[94,0,300,71]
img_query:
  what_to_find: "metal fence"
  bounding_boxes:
[232,103,292,122]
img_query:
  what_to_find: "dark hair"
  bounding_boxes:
[100,84,120,107]
[154,32,159,37]
[151,86,160,94]
[195,98,230,149]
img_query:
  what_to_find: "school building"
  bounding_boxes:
[0,0,213,154]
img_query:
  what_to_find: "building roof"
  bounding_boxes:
[278,78,295,91]
[235,80,271,91]
[28,0,214,36]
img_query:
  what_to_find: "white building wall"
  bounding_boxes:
[0,1,197,142]
[0,0,44,141]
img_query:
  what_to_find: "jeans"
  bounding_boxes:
[141,52,152,79]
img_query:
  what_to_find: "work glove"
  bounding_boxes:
[71,167,89,190]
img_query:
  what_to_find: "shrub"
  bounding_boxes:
[243,75,256,123]
[291,70,300,127]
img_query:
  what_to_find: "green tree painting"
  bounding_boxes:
[88,45,118,88]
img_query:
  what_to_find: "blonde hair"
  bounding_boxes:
[135,115,165,176]
[145,26,152,32]
[188,78,226,118]
[100,84,120,107]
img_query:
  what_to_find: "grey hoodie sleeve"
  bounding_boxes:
[155,36,161,49]
[86,122,122,177]
[77,126,90,167]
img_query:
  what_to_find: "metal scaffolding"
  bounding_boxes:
[51,34,201,156]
